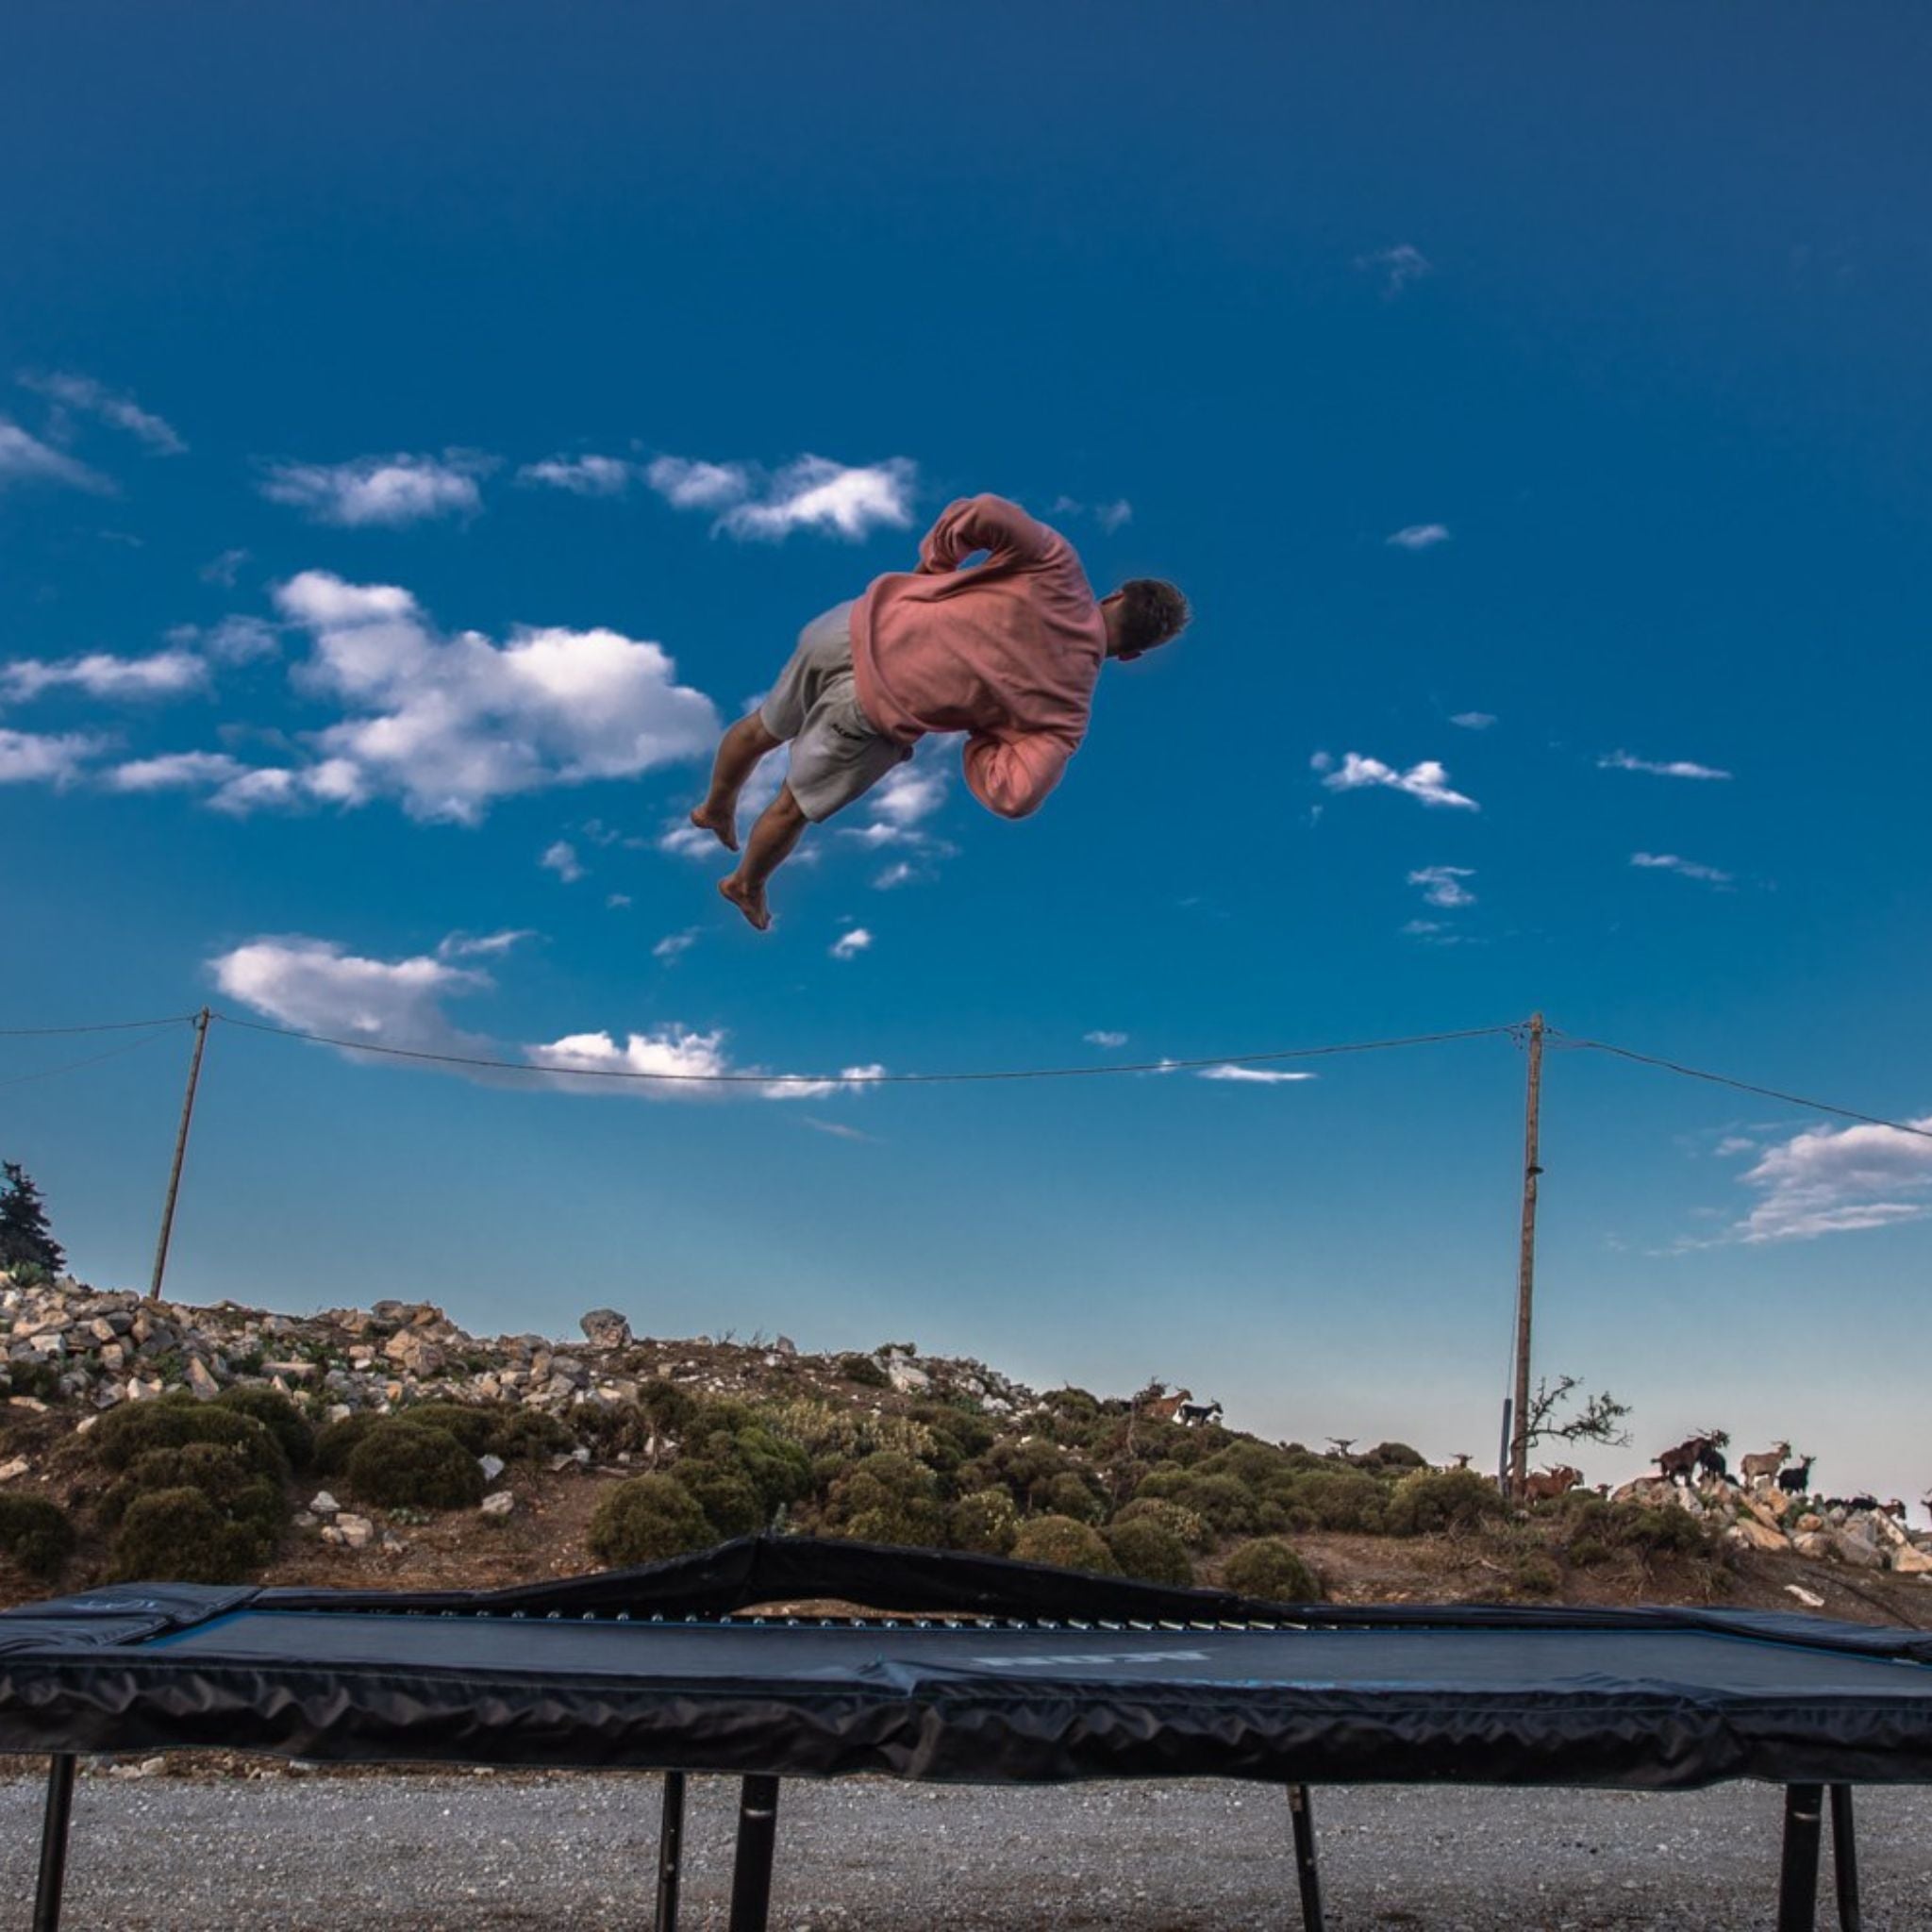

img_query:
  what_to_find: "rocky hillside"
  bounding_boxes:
[0,1264,1927,1626]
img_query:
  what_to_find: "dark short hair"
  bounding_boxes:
[1116,578,1191,655]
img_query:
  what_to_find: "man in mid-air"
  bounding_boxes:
[690,492,1190,929]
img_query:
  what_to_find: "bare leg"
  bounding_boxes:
[720,783,809,931]
[691,713,781,853]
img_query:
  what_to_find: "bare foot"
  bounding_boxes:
[718,874,772,931]
[690,799,740,854]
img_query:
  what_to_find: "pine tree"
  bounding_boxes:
[0,1163,65,1277]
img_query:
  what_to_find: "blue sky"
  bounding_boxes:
[5,4,1930,1507]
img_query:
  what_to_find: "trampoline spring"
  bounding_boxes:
[617,1612,631,1623]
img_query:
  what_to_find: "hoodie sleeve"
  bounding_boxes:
[919,494,1058,575]
[961,725,1076,820]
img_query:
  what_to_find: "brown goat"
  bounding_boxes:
[1523,1465,1583,1503]
[1740,1441,1791,1484]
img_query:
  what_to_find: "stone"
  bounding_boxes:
[1829,1530,1885,1570]
[334,1513,375,1550]
[185,1357,221,1401]
[382,1330,444,1377]
[1783,1584,1826,1608]
[477,1455,506,1482]
[886,1358,931,1394]
[1727,1518,1789,1554]
[1890,1544,1932,1576]
[480,1491,514,1517]
[774,1336,798,1357]
[1792,1531,1835,1559]
[0,1457,28,1482]
[580,1309,632,1349]
[1795,1513,1824,1533]
[310,1491,341,1516]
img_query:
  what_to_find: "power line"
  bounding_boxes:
[0,1014,198,1039]
[1550,1031,1932,1143]
[208,1010,1523,1087]
[0,1026,182,1091]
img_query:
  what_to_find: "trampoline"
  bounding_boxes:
[3,1537,1928,1931]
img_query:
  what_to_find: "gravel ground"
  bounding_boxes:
[2,1767,1927,1929]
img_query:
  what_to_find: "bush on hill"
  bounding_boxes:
[213,1386,314,1470]
[1103,1516,1193,1587]
[588,1474,712,1566]
[0,1493,75,1580]
[1111,1495,1213,1551]
[91,1395,287,1482]
[110,1487,277,1585]
[1382,1468,1504,1537]
[820,1451,946,1546]
[1009,1514,1119,1575]
[344,1419,485,1510]
[1222,1537,1321,1603]
[947,1486,1019,1555]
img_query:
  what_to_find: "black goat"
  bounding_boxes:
[1777,1457,1815,1496]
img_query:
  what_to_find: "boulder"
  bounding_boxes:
[580,1309,632,1349]
[1792,1532,1835,1560]
[1783,1584,1826,1609]
[185,1357,221,1401]
[887,1357,932,1394]
[1890,1543,1932,1576]
[1727,1518,1789,1554]
[480,1491,515,1518]
[478,1455,506,1482]
[331,1514,375,1550]
[1829,1530,1885,1570]
[309,1491,341,1517]
[382,1330,445,1377]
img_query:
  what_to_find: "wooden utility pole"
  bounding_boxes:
[1507,1012,1546,1499]
[148,1008,211,1301]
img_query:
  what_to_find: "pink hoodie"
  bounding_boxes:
[849,493,1105,819]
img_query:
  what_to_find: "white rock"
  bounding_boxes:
[477,1454,506,1481]
[309,1491,341,1517]
[1783,1583,1826,1608]
[185,1357,221,1401]
[480,1491,514,1517]
[0,1457,29,1483]
[334,1513,375,1549]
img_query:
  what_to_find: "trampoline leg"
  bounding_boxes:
[653,1771,687,1932]
[31,1755,76,1932]
[1829,1785,1861,1932]
[728,1774,780,1932]
[1287,1784,1325,1931]
[1778,1783,1824,1932]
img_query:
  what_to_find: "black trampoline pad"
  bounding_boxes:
[150,1612,1932,1701]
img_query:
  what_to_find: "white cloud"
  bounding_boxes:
[830,927,874,960]
[0,420,110,492]
[18,372,185,455]
[648,453,917,541]
[201,549,249,588]
[873,860,920,890]
[759,1063,887,1102]
[0,728,107,786]
[1356,243,1432,295]
[1319,752,1478,811]
[519,455,633,496]
[1386,524,1451,551]
[169,615,280,665]
[1631,852,1732,885]
[607,893,633,909]
[1714,1135,1757,1158]
[803,1116,877,1142]
[1449,711,1496,730]
[240,570,718,824]
[210,937,494,1057]
[2,648,208,702]
[1600,750,1732,781]
[541,840,586,883]
[1402,919,1444,937]
[1049,494,1133,533]
[1408,864,1476,908]
[259,453,491,526]
[107,750,247,792]
[1724,1116,1932,1243]
[1085,1030,1128,1049]
[653,930,698,961]
[208,759,370,816]
[437,928,534,959]
[1197,1064,1318,1085]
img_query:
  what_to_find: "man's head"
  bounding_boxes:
[1101,578,1191,661]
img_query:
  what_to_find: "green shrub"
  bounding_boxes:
[1009,1514,1120,1575]
[837,1353,890,1388]
[1558,1495,1716,1559]
[1222,1537,1320,1602]
[1198,1441,1294,1490]
[1382,1468,1503,1537]
[1278,1470,1387,1533]
[8,1361,65,1403]
[92,1395,287,1481]
[313,1410,389,1475]
[488,1407,576,1464]
[679,1408,813,1521]
[0,1494,74,1580]
[821,1451,946,1547]
[1112,1495,1213,1551]
[213,1386,315,1469]
[344,1419,484,1509]
[110,1487,277,1584]
[101,1443,284,1536]
[588,1474,713,1566]
[1103,1517,1193,1587]
[1042,1469,1108,1524]
[398,1402,498,1455]
[961,1440,1091,1514]
[637,1380,698,1432]
[908,1400,996,1469]
[948,1487,1019,1555]
[1512,1554,1563,1597]
[1360,1441,1428,1471]
[674,1461,765,1539]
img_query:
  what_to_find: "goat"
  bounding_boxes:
[1138,1388,1191,1424]
[1740,1441,1791,1485]
[1776,1456,1815,1496]
[1523,1465,1583,1504]
[1175,1400,1223,1428]
[1696,1441,1731,1484]
[1882,1499,1908,1521]
[1655,1436,1707,1484]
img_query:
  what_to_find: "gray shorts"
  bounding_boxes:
[759,601,910,823]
